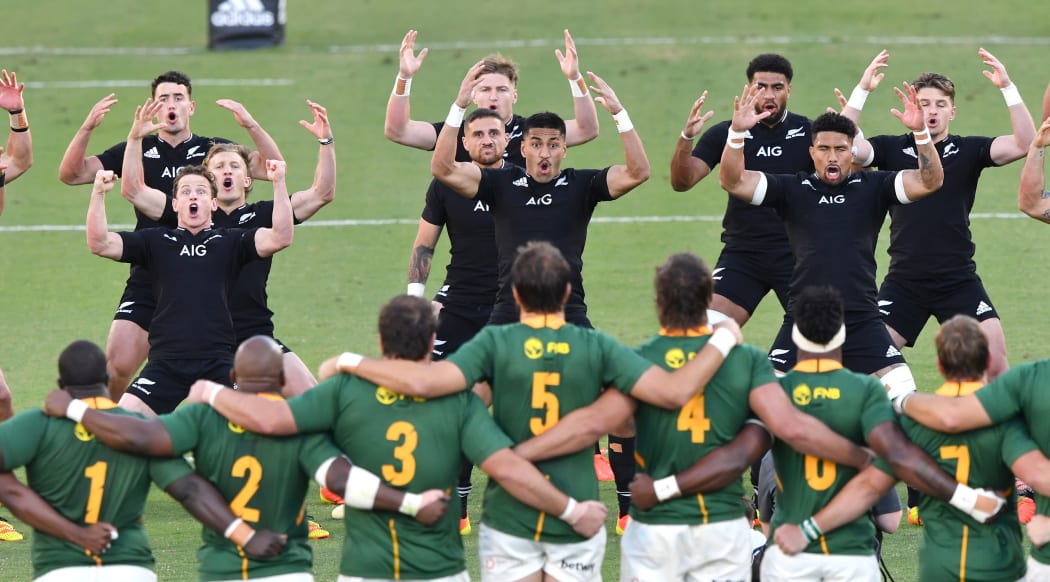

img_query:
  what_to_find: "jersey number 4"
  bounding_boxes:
[677,393,711,443]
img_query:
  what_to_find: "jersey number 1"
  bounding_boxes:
[83,461,108,524]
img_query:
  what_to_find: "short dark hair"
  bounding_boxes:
[151,70,192,97]
[58,340,108,388]
[747,54,794,82]
[511,241,570,313]
[912,72,956,103]
[378,295,436,361]
[654,253,712,330]
[811,112,857,142]
[466,108,503,127]
[936,315,988,381]
[522,112,566,139]
[794,286,844,344]
[173,165,218,198]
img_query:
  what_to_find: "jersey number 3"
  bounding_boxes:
[383,421,419,486]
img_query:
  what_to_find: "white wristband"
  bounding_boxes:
[847,85,869,110]
[913,127,931,146]
[1001,83,1023,107]
[569,76,588,98]
[445,103,466,128]
[653,475,682,502]
[726,128,747,149]
[393,75,412,97]
[708,327,738,358]
[612,109,634,134]
[206,383,223,408]
[338,352,364,371]
[559,497,578,523]
[343,465,381,510]
[407,283,425,297]
[66,399,89,424]
[223,517,244,539]
[680,130,695,141]
[399,492,423,517]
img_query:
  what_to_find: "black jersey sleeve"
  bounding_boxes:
[420,179,447,227]
[692,121,731,169]
[118,231,149,265]
[237,228,262,264]
[95,141,129,174]
[588,167,613,204]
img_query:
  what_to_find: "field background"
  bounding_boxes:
[1,0,1048,579]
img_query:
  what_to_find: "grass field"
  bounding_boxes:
[0,0,1048,579]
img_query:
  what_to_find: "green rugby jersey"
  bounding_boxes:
[975,360,1050,566]
[160,398,342,581]
[288,374,511,579]
[770,359,895,556]
[448,315,652,543]
[630,330,777,525]
[0,398,192,579]
[891,382,1033,582]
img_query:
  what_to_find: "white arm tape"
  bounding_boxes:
[445,103,466,128]
[1001,83,1023,107]
[223,517,244,539]
[343,465,382,510]
[707,327,738,358]
[338,352,364,371]
[893,171,913,205]
[406,283,425,297]
[744,417,774,443]
[399,492,423,517]
[569,76,588,98]
[66,399,88,423]
[847,85,869,111]
[750,173,768,206]
[949,484,979,513]
[559,497,578,523]
[653,475,682,502]
[314,456,338,488]
[613,109,634,134]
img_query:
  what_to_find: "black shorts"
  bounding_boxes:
[768,313,906,375]
[112,268,156,331]
[488,303,592,329]
[433,304,492,361]
[125,357,233,414]
[235,333,293,355]
[877,274,999,347]
[712,248,793,315]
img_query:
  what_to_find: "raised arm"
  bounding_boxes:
[718,85,772,200]
[0,472,116,556]
[514,389,636,462]
[253,160,294,258]
[186,380,298,435]
[892,82,944,200]
[59,94,116,185]
[749,382,871,469]
[383,29,438,149]
[320,354,468,398]
[43,389,175,456]
[407,219,442,298]
[558,30,599,146]
[289,100,336,221]
[1018,117,1050,222]
[836,49,889,167]
[431,62,485,198]
[86,171,125,260]
[980,49,1035,164]
[631,421,772,511]
[669,91,715,191]
[216,99,284,180]
[589,71,650,198]
[0,70,32,181]
[628,323,739,408]
[120,98,168,220]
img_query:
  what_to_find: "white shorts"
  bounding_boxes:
[1027,556,1050,582]
[621,516,752,582]
[760,544,879,582]
[337,571,468,582]
[478,523,605,582]
[35,565,156,582]
[216,574,313,582]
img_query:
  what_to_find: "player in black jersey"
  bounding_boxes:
[85,159,293,415]
[109,99,335,400]
[384,29,599,166]
[843,50,1034,383]
[58,70,284,402]
[0,68,32,218]
[719,86,943,405]
[671,53,818,328]
[1019,117,1050,223]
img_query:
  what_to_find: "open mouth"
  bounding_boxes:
[223,177,233,189]
[167,112,177,124]
[189,202,200,218]
[763,102,777,113]
[538,160,552,174]
[825,165,841,181]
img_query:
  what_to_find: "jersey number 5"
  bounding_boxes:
[530,372,561,436]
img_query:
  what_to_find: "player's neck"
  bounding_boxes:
[217,197,246,213]
[158,127,192,147]
[66,386,108,400]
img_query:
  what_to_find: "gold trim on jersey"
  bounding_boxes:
[658,326,712,337]
[695,493,709,524]
[520,315,566,330]
[792,359,843,373]
[935,381,984,397]
[389,518,401,579]
[960,523,969,580]
[81,397,118,410]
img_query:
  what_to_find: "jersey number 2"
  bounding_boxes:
[230,455,263,522]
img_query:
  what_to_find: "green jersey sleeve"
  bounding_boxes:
[159,403,209,455]
[976,364,1028,424]
[740,344,779,389]
[148,455,195,490]
[447,327,497,387]
[598,332,652,396]
[999,418,1039,467]
[0,410,46,469]
[860,377,897,441]
[297,432,344,481]
[288,376,345,433]
[459,392,514,465]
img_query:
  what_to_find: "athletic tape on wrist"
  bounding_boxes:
[569,76,588,98]
[393,75,412,97]
[949,484,978,513]
[399,492,423,517]
[445,103,466,128]
[559,498,578,523]
[343,465,381,510]
[847,85,869,110]
[708,327,738,358]
[206,384,222,408]
[801,516,823,542]
[913,127,931,146]
[612,109,634,133]
[406,283,425,297]
[1001,83,1023,107]
[66,399,88,423]
[726,128,747,149]
[653,475,681,502]
[338,352,364,371]
[680,130,695,141]
[223,517,244,539]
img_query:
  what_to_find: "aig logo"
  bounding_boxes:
[756,146,782,157]
[525,194,553,206]
[818,195,845,205]
[180,244,208,257]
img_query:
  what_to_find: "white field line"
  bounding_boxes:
[23,78,293,89]
[0,213,1024,234]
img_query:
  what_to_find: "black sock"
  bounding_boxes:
[457,461,473,519]
[907,485,921,509]
[594,442,602,455]
[608,435,635,518]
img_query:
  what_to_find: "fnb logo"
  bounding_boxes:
[792,384,840,406]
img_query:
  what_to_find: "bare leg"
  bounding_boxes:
[710,294,752,327]
[105,320,149,402]
[883,323,908,349]
[117,392,157,416]
[280,352,318,397]
[979,317,1009,380]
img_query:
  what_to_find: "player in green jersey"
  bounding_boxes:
[0,471,115,553]
[44,336,447,582]
[755,288,1008,581]
[186,295,608,581]
[0,340,285,581]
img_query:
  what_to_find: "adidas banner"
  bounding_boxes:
[208,0,285,50]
